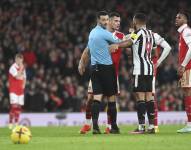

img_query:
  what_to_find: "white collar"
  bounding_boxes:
[14,63,19,68]
[178,24,188,33]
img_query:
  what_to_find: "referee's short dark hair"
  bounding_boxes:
[134,13,147,23]
[96,11,108,19]
[109,12,120,18]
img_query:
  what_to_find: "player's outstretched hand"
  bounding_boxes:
[177,65,185,78]
[109,44,118,53]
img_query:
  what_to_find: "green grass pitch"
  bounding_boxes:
[0,125,191,150]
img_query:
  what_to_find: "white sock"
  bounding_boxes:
[148,124,155,129]
[106,124,111,129]
[138,124,145,130]
[187,122,191,127]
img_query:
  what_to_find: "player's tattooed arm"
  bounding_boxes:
[78,47,89,75]
[109,39,133,53]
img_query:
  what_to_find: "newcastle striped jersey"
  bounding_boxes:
[130,27,156,75]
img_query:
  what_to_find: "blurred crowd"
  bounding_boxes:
[0,0,190,112]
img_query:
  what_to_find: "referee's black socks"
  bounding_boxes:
[137,100,146,125]
[91,100,101,129]
[108,102,117,128]
[146,100,155,125]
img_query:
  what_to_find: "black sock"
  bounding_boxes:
[91,100,101,129]
[108,102,117,128]
[146,100,155,125]
[86,100,92,119]
[137,100,146,124]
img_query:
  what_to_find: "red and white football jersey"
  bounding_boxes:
[152,33,165,76]
[9,63,26,95]
[178,24,191,70]
[111,31,124,75]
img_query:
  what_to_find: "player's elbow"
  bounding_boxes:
[188,43,191,50]
[166,45,171,52]
[162,41,171,52]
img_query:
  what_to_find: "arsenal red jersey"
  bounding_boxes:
[178,24,191,70]
[152,32,166,77]
[9,63,26,95]
[111,31,124,75]
[152,46,160,77]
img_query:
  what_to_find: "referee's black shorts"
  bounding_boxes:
[133,75,153,92]
[90,64,117,96]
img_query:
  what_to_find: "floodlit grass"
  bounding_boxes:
[0,125,191,150]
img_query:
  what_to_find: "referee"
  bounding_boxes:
[110,13,157,134]
[87,11,121,134]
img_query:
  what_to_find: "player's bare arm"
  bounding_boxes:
[156,42,171,67]
[78,47,90,75]
[15,65,25,80]
[109,39,133,53]
[179,43,191,77]
[178,65,185,77]
[22,78,26,89]
[23,69,26,89]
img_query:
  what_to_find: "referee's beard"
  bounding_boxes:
[99,22,107,29]
[101,24,107,29]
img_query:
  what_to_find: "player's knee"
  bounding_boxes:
[11,103,19,108]
[108,95,116,102]
[134,92,145,101]
[145,92,154,101]
[93,94,102,101]
[87,94,93,101]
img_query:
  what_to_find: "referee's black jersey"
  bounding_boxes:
[130,27,156,75]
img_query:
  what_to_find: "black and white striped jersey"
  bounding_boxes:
[130,27,156,75]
